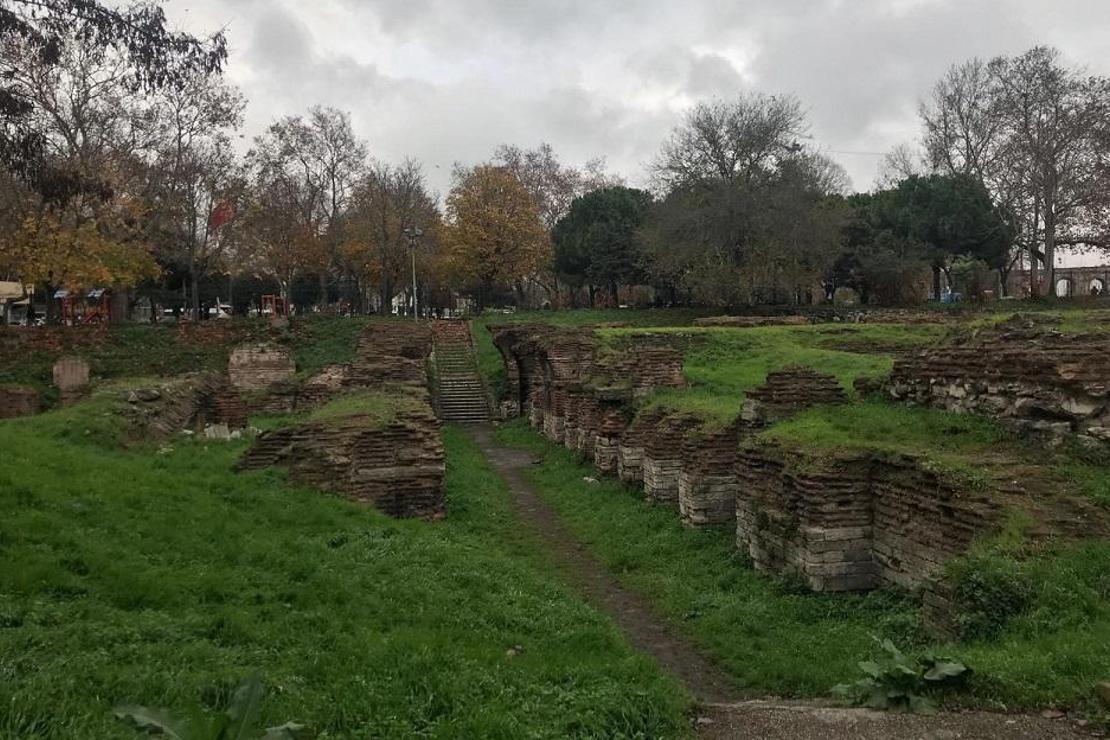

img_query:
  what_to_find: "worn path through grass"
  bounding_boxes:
[470,421,1095,739]
[466,425,738,704]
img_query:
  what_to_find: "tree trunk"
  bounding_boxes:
[189,254,200,321]
[318,271,329,309]
[1044,201,1057,298]
[587,284,596,308]
[932,264,943,301]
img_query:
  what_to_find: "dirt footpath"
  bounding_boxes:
[467,425,1096,740]
[697,700,1094,739]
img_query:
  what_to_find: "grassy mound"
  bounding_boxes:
[611,324,943,424]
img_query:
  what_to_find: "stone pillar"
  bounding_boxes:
[228,343,295,392]
[53,356,90,406]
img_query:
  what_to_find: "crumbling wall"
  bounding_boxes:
[735,441,1002,592]
[120,374,248,438]
[741,366,847,426]
[594,397,630,474]
[229,343,295,392]
[53,356,90,406]
[0,385,39,419]
[678,423,740,526]
[887,317,1110,446]
[348,322,432,387]
[617,407,663,485]
[642,413,701,507]
[239,403,444,520]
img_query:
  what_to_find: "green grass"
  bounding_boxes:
[0,323,263,401]
[607,324,942,424]
[0,399,688,738]
[0,316,377,406]
[494,419,1110,713]
[763,402,1008,457]
[1056,460,1110,507]
[299,387,428,426]
[289,315,373,376]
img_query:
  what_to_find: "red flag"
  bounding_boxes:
[208,200,237,232]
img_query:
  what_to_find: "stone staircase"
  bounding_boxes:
[432,321,491,424]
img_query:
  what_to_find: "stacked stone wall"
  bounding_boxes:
[887,317,1110,446]
[642,413,700,507]
[678,423,741,526]
[735,442,1002,592]
[240,402,444,520]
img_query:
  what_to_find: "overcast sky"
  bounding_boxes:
[166,0,1110,199]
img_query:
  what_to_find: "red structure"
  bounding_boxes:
[56,288,111,326]
[261,294,289,317]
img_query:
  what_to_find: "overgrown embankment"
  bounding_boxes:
[0,394,688,738]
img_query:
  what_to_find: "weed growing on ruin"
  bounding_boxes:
[611,324,940,423]
[831,637,971,713]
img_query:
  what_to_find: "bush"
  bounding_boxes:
[948,555,1033,640]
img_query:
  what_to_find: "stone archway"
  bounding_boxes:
[1055,277,1074,298]
[1090,278,1105,297]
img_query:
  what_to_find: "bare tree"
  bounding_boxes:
[493,142,619,230]
[921,48,1110,296]
[654,93,808,188]
[344,159,439,313]
[247,106,367,306]
[144,70,245,318]
[874,143,927,189]
[644,94,846,306]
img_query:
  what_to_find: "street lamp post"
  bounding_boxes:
[403,226,423,320]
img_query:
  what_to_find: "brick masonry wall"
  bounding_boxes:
[0,385,40,418]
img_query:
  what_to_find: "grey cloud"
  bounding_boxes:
[168,0,1110,194]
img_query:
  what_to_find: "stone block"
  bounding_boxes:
[228,343,295,392]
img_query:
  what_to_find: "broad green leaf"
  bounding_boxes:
[226,675,266,739]
[113,704,192,739]
[262,722,310,740]
[923,661,969,682]
[858,661,883,679]
[908,694,937,714]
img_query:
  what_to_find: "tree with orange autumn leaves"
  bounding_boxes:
[444,164,550,309]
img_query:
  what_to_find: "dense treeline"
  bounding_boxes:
[1,1,1109,319]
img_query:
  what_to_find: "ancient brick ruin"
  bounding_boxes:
[238,322,446,520]
[228,343,298,414]
[887,316,1110,447]
[0,385,40,419]
[239,394,444,520]
[735,442,1002,592]
[740,366,847,426]
[119,374,249,438]
[52,356,90,406]
[491,323,1020,595]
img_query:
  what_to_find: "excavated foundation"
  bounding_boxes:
[238,322,446,520]
[240,401,445,519]
[678,423,741,526]
[735,441,1001,592]
[887,316,1110,447]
